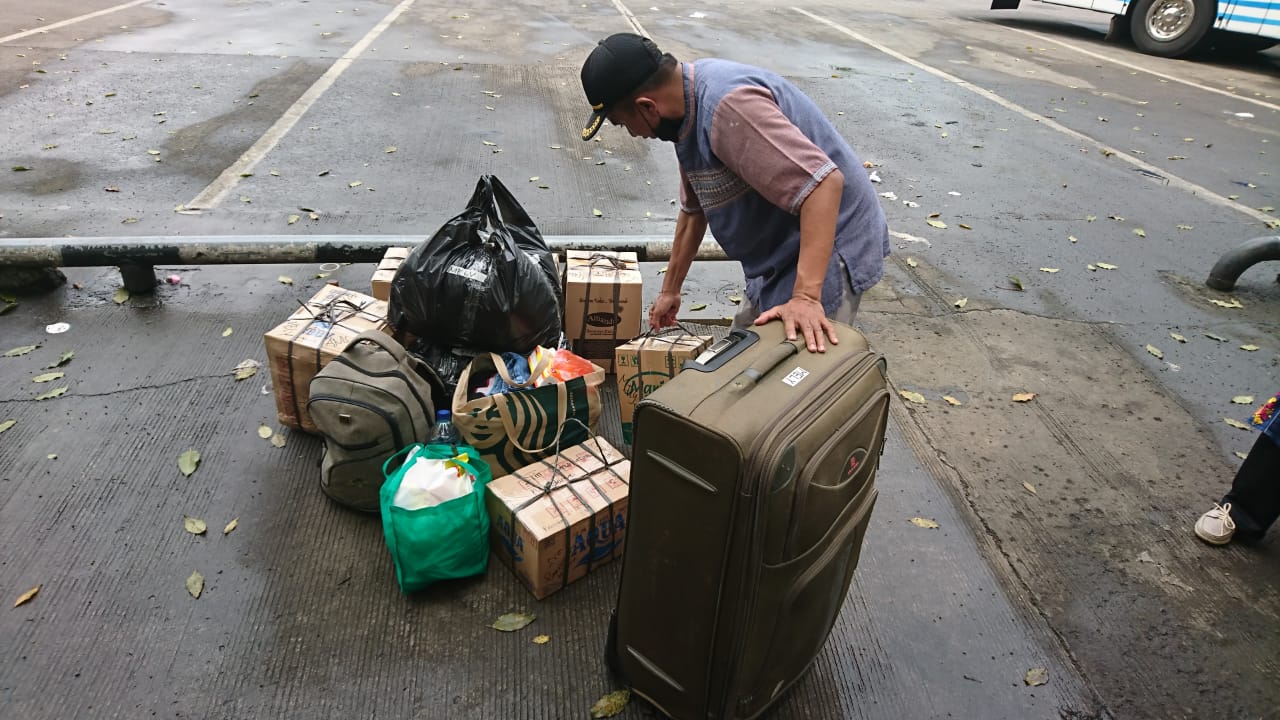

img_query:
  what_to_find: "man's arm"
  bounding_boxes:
[757,168,844,352]
[649,209,708,329]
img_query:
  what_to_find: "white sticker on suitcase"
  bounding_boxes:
[782,367,809,387]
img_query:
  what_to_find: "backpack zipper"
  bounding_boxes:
[307,394,405,451]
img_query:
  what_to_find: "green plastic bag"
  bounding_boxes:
[380,443,492,593]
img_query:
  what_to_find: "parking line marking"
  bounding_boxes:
[792,7,1278,227]
[607,0,650,38]
[185,0,418,210]
[0,0,155,45]
[993,22,1279,113]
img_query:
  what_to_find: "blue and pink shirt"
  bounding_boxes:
[672,59,889,313]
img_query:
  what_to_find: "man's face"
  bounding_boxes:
[607,98,657,140]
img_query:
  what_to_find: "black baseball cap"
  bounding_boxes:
[580,33,663,141]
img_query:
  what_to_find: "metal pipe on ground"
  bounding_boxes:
[0,235,729,293]
[1205,235,1280,291]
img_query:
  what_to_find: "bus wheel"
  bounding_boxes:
[1129,0,1215,57]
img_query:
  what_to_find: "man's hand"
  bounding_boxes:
[649,291,681,330]
[755,295,839,353]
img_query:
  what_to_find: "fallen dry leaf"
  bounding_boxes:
[943,395,962,406]
[1231,395,1254,404]
[1068,235,1079,243]
[954,298,968,309]
[1224,418,1252,431]
[899,390,927,405]
[927,219,947,229]
[34,386,68,401]
[1009,275,1025,291]
[184,517,207,535]
[223,518,238,535]
[348,181,362,188]
[32,371,64,383]
[1170,333,1187,343]
[287,214,300,225]
[186,570,204,599]
[1023,481,1037,495]
[690,303,707,311]
[47,351,74,368]
[277,275,293,285]
[13,585,40,608]
[1025,667,1048,687]
[1012,392,1037,403]
[1039,268,1060,273]
[1176,224,1193,231]
[492,612,536,632]
[1210,298,1244,309]
[1205,333,1229,342]
[0,419,15,434]
[1145,344,1164,359]
[906,257,918,268]
[233,359,259,381]
[532,634,550,645]
[958,223,972,230]
[3,344,40,357]
[112,288,129,304]
[178,448,200,477]
[727,295,742,304]
[909,517,940,529]
[1133,228,1146,237]
[592,208,603,218]
[258,424,273,439]
[590,690,631,718]
[1096,262,1118,270]
[1240,345,1259,352]
[1235,451,1249,460]
[270,432,287,448]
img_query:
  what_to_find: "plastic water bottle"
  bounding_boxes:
[429,409,461,447]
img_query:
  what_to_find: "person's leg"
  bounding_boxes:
[1221,433,1280,542]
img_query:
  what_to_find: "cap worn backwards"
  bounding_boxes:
[579,33,663,141]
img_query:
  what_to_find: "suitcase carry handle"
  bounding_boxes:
[682,329,759,373]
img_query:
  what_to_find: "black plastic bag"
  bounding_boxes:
[406,339,478,410]
[389,175,562,354]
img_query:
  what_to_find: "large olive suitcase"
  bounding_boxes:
[606,320,888,720]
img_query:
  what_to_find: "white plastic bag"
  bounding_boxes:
[392,454,475,511]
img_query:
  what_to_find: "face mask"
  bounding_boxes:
[653,116,682,143]
[641,102,682,143]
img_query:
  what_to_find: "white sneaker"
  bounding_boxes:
[1194,503,1236,545]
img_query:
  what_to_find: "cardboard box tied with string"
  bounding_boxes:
[485,436,630,599]
[264,284,390,433]
[563,250,642,372]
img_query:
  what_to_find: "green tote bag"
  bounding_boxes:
[380,443,493,593]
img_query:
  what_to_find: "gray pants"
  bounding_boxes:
[730,260,863,331]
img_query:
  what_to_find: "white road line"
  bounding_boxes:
[608,0,650,38]
[792,7,1278,228]
[185,0,418,210]
[0,0,155,45]
[993,22,1280,113]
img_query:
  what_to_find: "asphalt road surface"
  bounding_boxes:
[1,1,1278,719]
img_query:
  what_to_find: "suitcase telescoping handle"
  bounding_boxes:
[682,329,760,373]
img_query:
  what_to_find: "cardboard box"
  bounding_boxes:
[486,438,630,600]
[563,250,642,372]
[264,285,390,433]
[370,246,412,301]
[614,333,712,444]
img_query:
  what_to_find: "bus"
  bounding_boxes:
[990,0,1280,57]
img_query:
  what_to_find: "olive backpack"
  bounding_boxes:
[307,330,441,511]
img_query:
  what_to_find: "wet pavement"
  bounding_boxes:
[2,1,1279,718]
